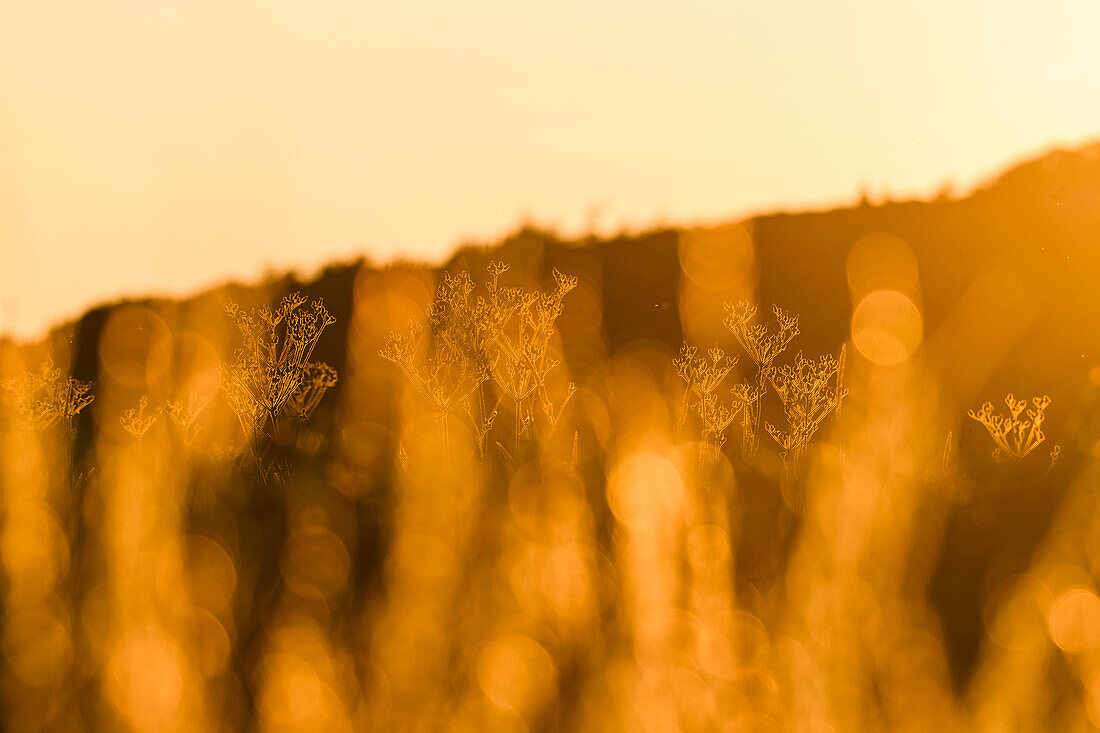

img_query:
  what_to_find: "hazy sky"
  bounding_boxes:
[2,1,1099,337]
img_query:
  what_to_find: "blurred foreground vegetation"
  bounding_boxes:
[3,143,1100,730]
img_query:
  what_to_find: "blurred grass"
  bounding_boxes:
[2,143,1100,729]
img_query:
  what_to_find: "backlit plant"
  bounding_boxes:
[765,351,846,467]
[221,292,337,439]
[119,395,161,443]
[968,393,1055,462]
[166,392,210,447]
[381,262,577,459]
[286,362,339,421]
[493,267,578,453]
[675,344,741,462]
[724,301,799,456]
[676,301,844,468]
[1,356,95,434]
[380,267,515,455]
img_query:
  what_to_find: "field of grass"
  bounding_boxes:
[2,145,1100,730]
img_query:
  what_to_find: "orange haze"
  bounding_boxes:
[2,1,1099,337]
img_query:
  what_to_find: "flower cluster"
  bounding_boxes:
[675,344,741,462]
[286,362,339,421]
[494,268,578,446]
[724,302,800,369]
[765,351,846,462]
[678,301,844,468]
[381,262,576,458]
[166,392,210,446]
[968,393,1053,461]
[221,293,338,437]
[1,356,94,434]
[379,269,514,452]
[723,302,801,455]
[119,395,161,441]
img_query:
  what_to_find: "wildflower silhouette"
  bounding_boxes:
[1,356,94,434]
[381,262,577,459]
[676,301,843,467]
[286,362,339,421]
[380,266,516,455]
[166,392,210,447]
[968,393,1054,462]
[765,351,846,467]
[493,267,578,453]
[119,395,161,443]
[221,292,337,440]
[724,301,799,456]
[675,344,741,462]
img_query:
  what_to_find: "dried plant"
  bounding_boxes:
[166,392,210,447]
[119,395,161,442]
[461,262,524,454]
[428,269,511,386]
[675,344,741,462]
[380,266,518,455]
[1,356,94,434]
[221,293,337,439]
[286,362,339,421]
[724,301,799,456]
[381,263,577,458]
[765,351,846,467]
[725,302,801,367]
[493,267,578,450]
[968,393,1055,462]
[678,301,844,468]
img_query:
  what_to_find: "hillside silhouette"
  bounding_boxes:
[44,139,1100,457]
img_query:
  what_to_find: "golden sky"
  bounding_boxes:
[2,1,1098,337]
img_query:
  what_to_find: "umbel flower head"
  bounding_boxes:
[380,262,578,457]
[1,355,94,434]
[722,300,801,457]
[724,301,799,369]
[765,351,846,459]
[221,292,338,436]
[119,395,161,441]
[494,267,578,417]
[166,392,210,446]
[286,362,339,421]
[969,393,1053,461]
[675,344,738,401]
[379,265,518,420]
[675,343,743,462]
